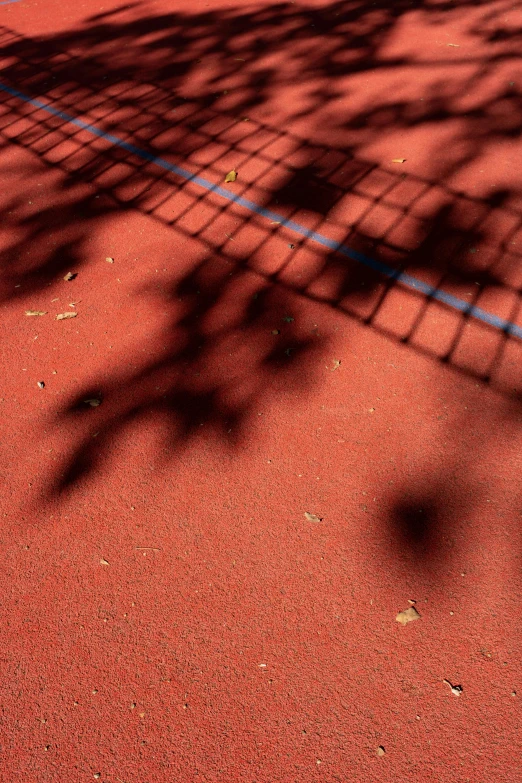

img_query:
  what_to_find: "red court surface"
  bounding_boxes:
[1,0,522,780]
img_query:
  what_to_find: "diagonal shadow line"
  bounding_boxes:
[2,78,522,342]
[1,118,520,407]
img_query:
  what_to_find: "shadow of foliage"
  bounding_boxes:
[0,0,521,543]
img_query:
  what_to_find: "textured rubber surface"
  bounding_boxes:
[1,0,521,782]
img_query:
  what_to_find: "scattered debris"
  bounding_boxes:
[283,316,294,323]
[37,381,45,389]
[288,244,295,249]
[376,746,386,757]
[225,233,235,241]
[368,407,375,413]
[106,257,114,264]
[258,663,267,668]
[69,301,81,308]
[304,512,323,523]
[332,359,341,370]
[63,272,77,281]
[447,43,460,47]
[100,558,109,566]
[26,310,47,316]
[270,221,281,225]
[234,57,246,61]
[392,158,406,163]
[56,312,78,320]
[271,329,280,335]
[84,398,101,407]
[225,170,237,183]
[241,117,250,122]
[396,606,421,625]
[135,547,161,551]
[443,679,463,696]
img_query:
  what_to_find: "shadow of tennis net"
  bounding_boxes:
[1,18,522,406]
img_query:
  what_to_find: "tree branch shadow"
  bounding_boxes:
[0,0,521,559]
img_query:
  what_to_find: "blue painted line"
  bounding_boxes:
[0,79,521,340]
[0,0,23,6]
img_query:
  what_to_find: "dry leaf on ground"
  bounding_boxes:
[304,512,323,523]
[396,606,421,625]
[84,398,101,407]
[392,158,406,163]
[225,170,237,183]
[106,257,114,264]
[100,558,109,566]
[443,679,463,696]
[376,746,386,757]
[63,272,76,281]
[26,310,47,316]
[56,312,78,320]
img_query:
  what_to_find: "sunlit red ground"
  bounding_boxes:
[1,0,521,780]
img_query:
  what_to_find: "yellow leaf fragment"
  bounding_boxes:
[304,512,323,523]
[396,606,421,625]
[443,679,463,696]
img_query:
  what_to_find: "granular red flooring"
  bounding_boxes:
[1,0,521,780]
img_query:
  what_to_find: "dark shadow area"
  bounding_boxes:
[1,0,522,552]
